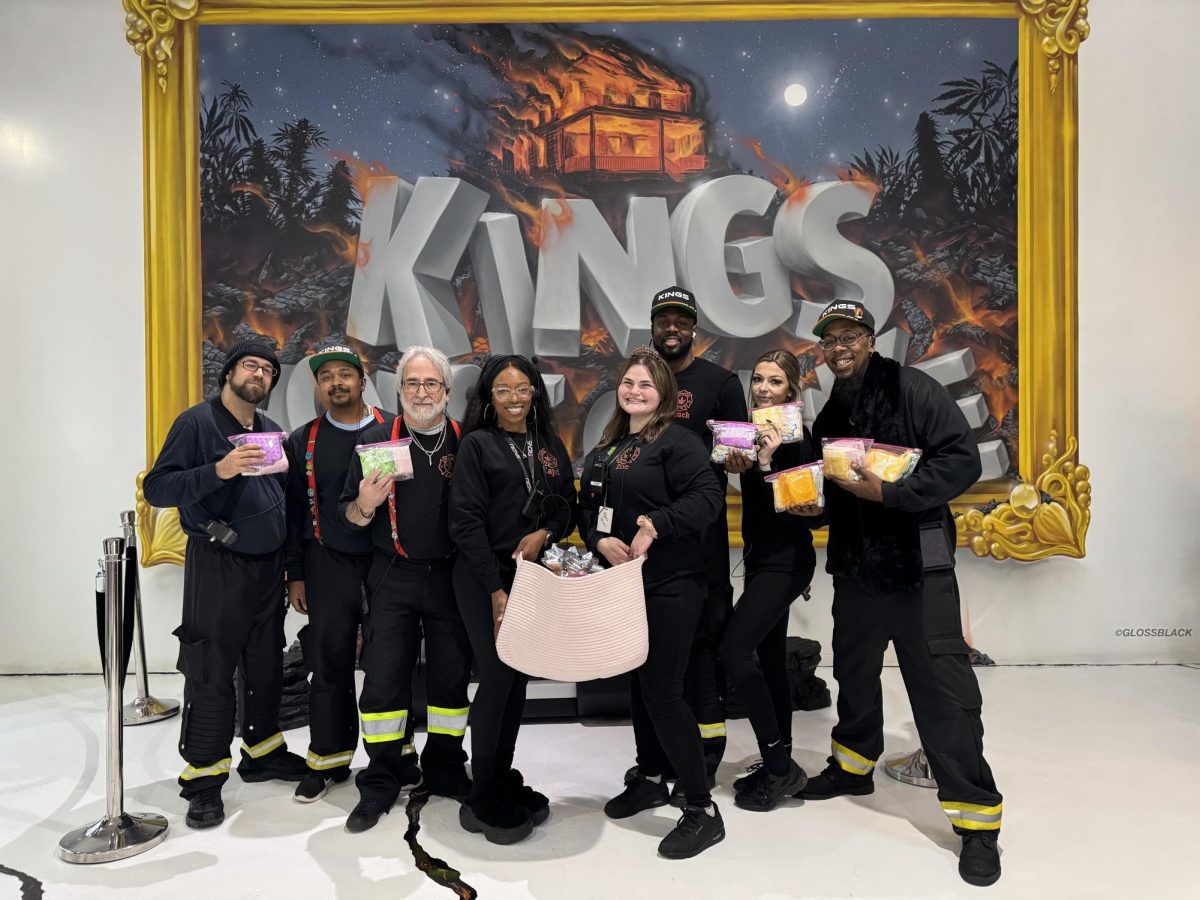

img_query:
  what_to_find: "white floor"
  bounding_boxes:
[1,665,1197,899]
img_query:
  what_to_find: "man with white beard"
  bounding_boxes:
[338,346,472,834]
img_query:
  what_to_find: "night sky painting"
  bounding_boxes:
[198,18,1020,476]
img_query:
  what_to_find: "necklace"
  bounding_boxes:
[408,420,447,465]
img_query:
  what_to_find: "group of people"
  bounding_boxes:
[143,286,1003,886]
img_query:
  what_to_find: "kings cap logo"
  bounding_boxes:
[658,290,690,302]
[315,345,356,355]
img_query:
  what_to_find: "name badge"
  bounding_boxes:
[597,506,614,534]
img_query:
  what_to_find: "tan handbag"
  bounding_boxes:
[497,556,648,681]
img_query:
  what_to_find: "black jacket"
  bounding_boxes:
[740,430,821,579]
[812,354,980,591]
[579,423,723,589]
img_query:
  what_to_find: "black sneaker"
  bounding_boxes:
[604,775,669,819]
[797,759,874,800]
[501,768,550,826]
[345,798,391,834]
[734,760,808,812]
[459,785,534,845]
[293,769,350,803]
[238,749,309,783]
[732,761,767,795]
[423,765,471,802]
[185,788,224,829]
[668,771,716,808]
[959,833,1001,887]
[657,803,726,860]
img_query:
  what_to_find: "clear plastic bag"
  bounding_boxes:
[821,437,874,481]
[751,401,805,443]
[864,443,923,482]
[765,461,824,512]
[227,432,289,476]
[707,419,759,464]
[355,438,414,481]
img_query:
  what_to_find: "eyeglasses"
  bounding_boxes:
[492,386,533,400]
[817,332,869,352]
[401,378,445,393]
[239,359,278,376]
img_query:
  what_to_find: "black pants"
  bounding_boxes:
[633,575,710,808]
[174,537,291,798]
[455,557,528,804]
[683,508,733,771]
[830,572,1003,835]
[298,542,372,775]
[356,552,471,806]
[720,568,809,752]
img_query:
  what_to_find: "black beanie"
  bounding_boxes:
[220,336,281,391]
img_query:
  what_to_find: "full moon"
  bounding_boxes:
[784,83,808,107]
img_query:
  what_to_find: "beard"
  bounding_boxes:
[326,387,357,409]
[829,367,867,406]
[231,378,267,405]
[652,333,693,362]
[402,397,447,428]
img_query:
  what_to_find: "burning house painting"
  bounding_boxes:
[198,19,1020,476]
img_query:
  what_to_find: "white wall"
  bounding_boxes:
[1,0,1196,673]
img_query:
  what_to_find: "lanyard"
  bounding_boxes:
[386,415,462,558]
[306,407,384,543]
[503,433,535,494]
[599,434,638,506]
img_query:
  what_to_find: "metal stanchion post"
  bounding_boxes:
[883,747,938,788]
[120,511,180,725]
[59,537,168,863]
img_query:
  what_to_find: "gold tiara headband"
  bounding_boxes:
[630,345,661,360]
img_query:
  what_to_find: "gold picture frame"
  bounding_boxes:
[124,0,1090,566]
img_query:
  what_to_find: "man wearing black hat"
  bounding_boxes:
[649,286,748,791]
[144,336,309,830]
[283,346,396,803]
[802,301,1004,887]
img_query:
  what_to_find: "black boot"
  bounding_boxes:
[501,768,550,826]
[959,833,1001,886]
[735,760,808,812]
[185,788,225,829]
[604,773,669,819]
[238,747,309,783]
[459,781,533,845]
[658,803,725,860]
[345,797,392,834]
[797,758,874,800]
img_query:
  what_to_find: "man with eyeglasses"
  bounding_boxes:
[648,285,748,798]
[804,300,1004,887]
[337,346,473,834]
[281,345,395,804]
[144,336,309,830]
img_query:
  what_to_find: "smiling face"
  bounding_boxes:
[618,363,662,423]
[651,311,696,363]
[491,365,534,432]
[750,361,792,408]
[315,361,363,412]
[820,320,875,381]
[399,355,448,428]
[227,355,275,405]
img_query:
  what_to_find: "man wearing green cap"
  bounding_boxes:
[283,345,395,803]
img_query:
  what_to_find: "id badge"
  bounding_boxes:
[597,506,614,534]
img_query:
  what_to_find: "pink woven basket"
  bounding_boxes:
[497,556,648,681]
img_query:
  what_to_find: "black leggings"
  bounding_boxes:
[454,557,528,803]
[719,569,809,752]
[632,575,710,807]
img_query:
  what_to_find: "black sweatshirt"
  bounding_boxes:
[283,409,397,580]
[740,431,821,577]
[578,423,723,589]
[672,356,749,453]
[448,427,577,595]
[337,417,461,562]
[143,397,286,555]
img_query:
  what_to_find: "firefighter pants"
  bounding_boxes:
[174,537,293,798]
[829,572,1003,835]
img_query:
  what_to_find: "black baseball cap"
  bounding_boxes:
[813,301,876,338]
[307,344,364,376]
[650,286,698,320]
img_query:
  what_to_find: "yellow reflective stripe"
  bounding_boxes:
[361,709,407,743]
[947,817,1002,831]
[241,731,284,758]
[427,705,469,736]
[941,801,1003,816]
[831,740,875,775]
[180,757,232,780]
[306,749,355,770]
[697,722,727,739]
[942,801,1003,829]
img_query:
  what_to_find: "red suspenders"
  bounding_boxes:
[305,407,385,542]
[385,416,461,557]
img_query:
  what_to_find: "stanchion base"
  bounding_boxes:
[123,696,180,726]
[58,812,168,864]
[883,748,938,788]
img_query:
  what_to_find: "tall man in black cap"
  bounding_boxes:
[802,300,1004,887]
[283,345,395,803]
[649,286,748,790]
[144,336,308,830]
